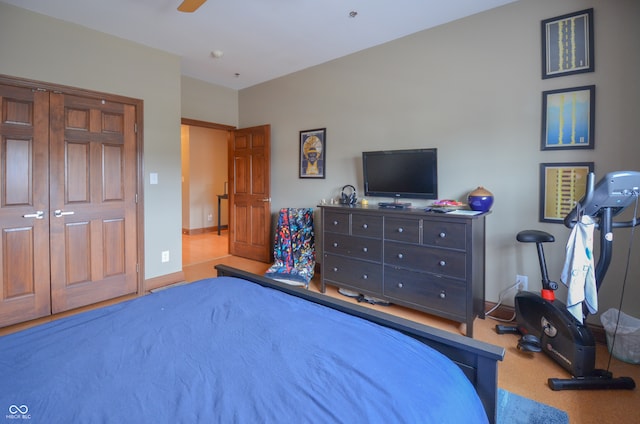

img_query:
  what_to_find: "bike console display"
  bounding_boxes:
[565,170,640,225]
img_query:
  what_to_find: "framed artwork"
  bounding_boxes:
[541,8,594,79]
[539,162,593,223]
[299,128,326,178]
[541,85,595,150]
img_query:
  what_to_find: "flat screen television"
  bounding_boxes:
[362,148,438,204]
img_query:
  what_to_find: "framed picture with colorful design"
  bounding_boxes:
[541,8,594,79]
[539,162,594,223]
[299,128,326,178]
[541,85,595,150]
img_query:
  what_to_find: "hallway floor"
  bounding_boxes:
[183,230,230,266]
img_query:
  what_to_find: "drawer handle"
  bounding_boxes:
[362,274,368,280]
[398,227,404,233]
[362,223,368,229]
[439,232,446,238]
[439,260,446,266]
[362,247,368,253]
[397,253,404,259]
[439,290,446,299]
[397,282,404,288]
[333,242,339,247]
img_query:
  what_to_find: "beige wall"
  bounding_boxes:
[238,0,640,323]
[181,76,238,127]
[181,126,191,231]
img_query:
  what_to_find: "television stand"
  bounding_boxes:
[320,204,488,337]
[378,202,411,209]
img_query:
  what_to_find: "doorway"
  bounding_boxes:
[180,119,234,266]
[180,119,272,267]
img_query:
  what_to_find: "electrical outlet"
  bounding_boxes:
[516,274,528,291]
[161,250,170,263]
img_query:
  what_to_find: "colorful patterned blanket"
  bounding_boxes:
[265,208,315,287]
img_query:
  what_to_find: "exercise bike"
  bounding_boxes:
[496,170,640,390]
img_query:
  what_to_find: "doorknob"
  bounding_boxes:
[54,209,75,218]
[23,210,45,219]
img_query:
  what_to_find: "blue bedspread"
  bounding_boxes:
[0,277,488,423]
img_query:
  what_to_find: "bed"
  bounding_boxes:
[0,265,504,423]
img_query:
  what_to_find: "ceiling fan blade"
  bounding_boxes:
[177,0,207,13]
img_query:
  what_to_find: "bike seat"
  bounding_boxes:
[517,230,555,244]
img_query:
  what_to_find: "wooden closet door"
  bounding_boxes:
[49,93,138,313]
[0,84,52,327]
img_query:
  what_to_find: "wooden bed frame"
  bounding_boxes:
[215,265,505,423]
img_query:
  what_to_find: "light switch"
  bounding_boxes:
[150,172,158,185]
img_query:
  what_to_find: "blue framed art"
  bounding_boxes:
[541,85,595,151]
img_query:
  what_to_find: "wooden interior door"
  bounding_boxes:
[228,125,271,262]
[49,93,138,313]
[0,84,52,326]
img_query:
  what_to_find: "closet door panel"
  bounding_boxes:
[64,221,91,285]
[0,85,51,327]
[50,94,137,313]
[65,141,90,202]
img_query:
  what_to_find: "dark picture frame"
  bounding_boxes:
[539,162,594,223]
[299,128,326,179]
[541,8,594,79]
[541,85,595,150]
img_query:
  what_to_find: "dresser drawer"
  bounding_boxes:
[324,210,350,234]
[323,233,382,262]
[384,267,466,318]
[351,214,383,238]
[384,241,466,279]
[384,217,420,243]
[323,253,383,293]
[422,220,466,250]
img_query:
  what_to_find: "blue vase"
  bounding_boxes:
[468,186,494,212]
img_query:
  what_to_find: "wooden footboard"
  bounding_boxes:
[215,265,505,423]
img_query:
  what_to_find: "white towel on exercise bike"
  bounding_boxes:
[561,215,597,323]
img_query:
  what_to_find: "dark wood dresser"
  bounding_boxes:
[320,204,488,337]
